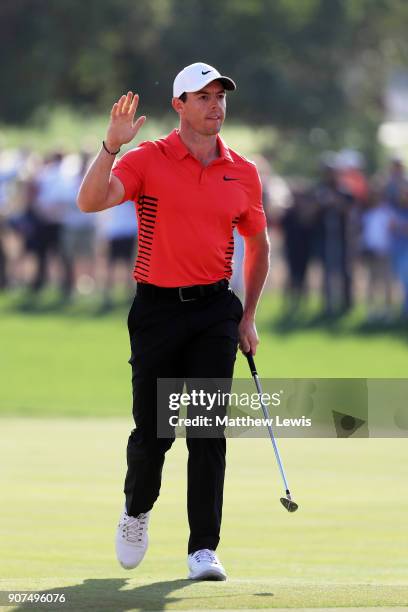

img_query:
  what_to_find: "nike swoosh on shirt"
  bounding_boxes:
[202,70,212,75]
[223,176,239,181]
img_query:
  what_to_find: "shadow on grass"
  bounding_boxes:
[2,289,408,341]
[10,578,196,611]
[266,306,408,342]
[8,578,408,610]
[0,290,132,320]
[8,577,278,611]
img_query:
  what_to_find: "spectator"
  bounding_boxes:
[59,152,96,298]
[280,187,318,313]
[31,152,67,293]
[0,152,14,288]
[336,148,369,205]
[313,155,355,316]
[360,185,393,322]
[96,200,137,308]
[389,186,408,320]
[384,156,408,208]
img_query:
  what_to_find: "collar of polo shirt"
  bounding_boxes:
[168,129,234,163]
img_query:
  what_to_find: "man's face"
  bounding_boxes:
[175,81,226,135]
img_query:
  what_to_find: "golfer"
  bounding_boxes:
[78,62,269,580]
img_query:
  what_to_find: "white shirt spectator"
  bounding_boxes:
[96,201,138,240]
[35,158,67,223]
[361,203,393,254]
[60,154,95,229]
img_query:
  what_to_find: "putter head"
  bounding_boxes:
[280,496,299,513]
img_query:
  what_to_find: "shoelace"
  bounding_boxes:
[192,549,219,565]
[120,512,148,544]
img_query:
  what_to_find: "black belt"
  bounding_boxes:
[136,279,229,302]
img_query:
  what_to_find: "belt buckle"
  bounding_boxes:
[178,286,196,302]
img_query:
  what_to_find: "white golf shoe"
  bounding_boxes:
[187,548,227,581]
[115,506,150,569]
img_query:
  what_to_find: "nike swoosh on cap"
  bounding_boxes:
[201,70,212,75]
[223,176,239,181]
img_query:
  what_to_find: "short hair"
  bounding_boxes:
[179,92,187,102]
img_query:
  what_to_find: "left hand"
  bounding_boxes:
[238,314,259,355]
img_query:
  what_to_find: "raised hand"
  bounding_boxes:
[105,91,146,151]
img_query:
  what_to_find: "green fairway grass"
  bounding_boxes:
[1,291,408,417]
[1,292,407,609]
[0,419,407,610]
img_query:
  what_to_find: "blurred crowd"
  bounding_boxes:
[0,149,137,308]
[0,146,408,322]
[272,150,408,323]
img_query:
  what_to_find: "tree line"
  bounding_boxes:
[2,0,408,151]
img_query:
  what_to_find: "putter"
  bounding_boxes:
[245,351,299,513]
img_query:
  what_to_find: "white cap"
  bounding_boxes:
[336,148,365,170]
[173,62,236,98]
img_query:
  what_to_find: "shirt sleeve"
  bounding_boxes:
[236,163,267,236]
[111,142,152,203]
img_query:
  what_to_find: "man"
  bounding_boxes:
[314,157,354,316]
[77,62,269,580]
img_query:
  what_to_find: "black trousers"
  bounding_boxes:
[124,284,243,554]
[31,222,61,291]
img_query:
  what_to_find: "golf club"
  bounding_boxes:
[245,351,299,513]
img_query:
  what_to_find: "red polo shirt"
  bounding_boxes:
[111,129,266,287]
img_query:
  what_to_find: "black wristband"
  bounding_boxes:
[102,140,121,155]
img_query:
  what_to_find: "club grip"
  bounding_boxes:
[245,351,257,376]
